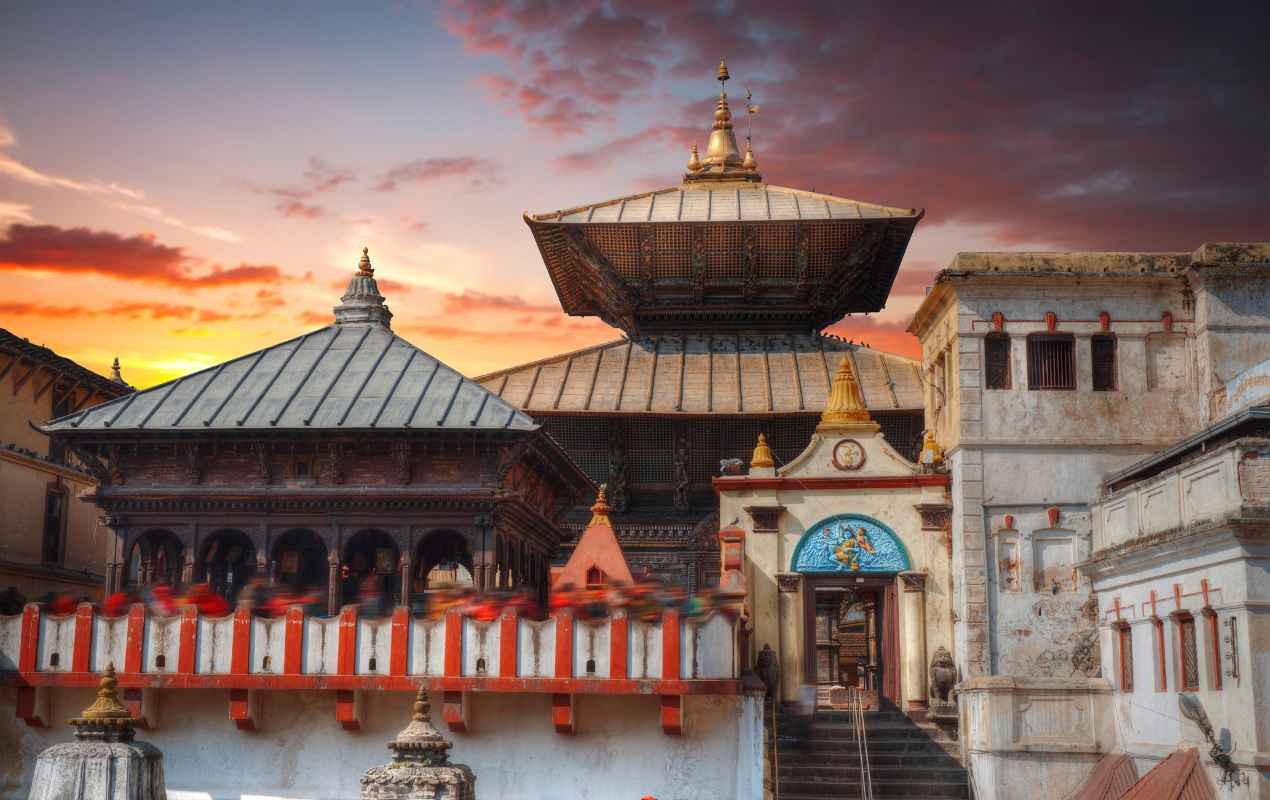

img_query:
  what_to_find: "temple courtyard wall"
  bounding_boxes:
[1,688,764,800]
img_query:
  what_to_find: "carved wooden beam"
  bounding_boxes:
[11,362,38,395]
[561,227,640,333]
[32,370,62,403]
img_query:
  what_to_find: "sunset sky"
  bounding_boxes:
[2,2,1267,388]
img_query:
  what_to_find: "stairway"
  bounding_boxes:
[773,708,970,799]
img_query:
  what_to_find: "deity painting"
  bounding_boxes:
[375,547,397,575]
[279,550,300,574]
[792,515,910,574]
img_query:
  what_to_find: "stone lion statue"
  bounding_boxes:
[929,646,957,704]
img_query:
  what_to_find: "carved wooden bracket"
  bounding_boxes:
[776,573,801,593]
[443,690,469,734]
[229,688,257,731]
[660,694,684,736]
[746,505,784,532]
[900,571,928,593]
[335,689,363,732]
[915,503,951,531]
[551,692,575,735]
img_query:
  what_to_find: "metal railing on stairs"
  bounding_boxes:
[849,687,875,800]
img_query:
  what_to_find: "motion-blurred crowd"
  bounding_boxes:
[1,578,742,622]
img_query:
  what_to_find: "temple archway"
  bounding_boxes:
[126,529,183,590]
[198,529,256,602]
[791,514,912,574]
[342,529,400,608]
[271,528,328,593]
[414,529,474,592]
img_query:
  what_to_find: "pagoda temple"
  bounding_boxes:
[477,60,925,587]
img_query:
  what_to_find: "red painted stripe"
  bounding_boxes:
[72,604,93,673]
[659,694,683,735]
[229,687,255,731]
[661,610,680,681]
[443,611,462,677]
[124,604,145,674]
[178,606,198,674]
[551,692,574,735]
[554,610,574,679]
[230,606,252,675]
[10,670,741,695]
[442,690,467,733]
[335,689,360,731]
[389,606,409,676]
[337,606,358,676]
[498,610,518,678]
[713,474,950,493]
[609,613,628,680]
[18,604,40,673]
[284,606,304,675]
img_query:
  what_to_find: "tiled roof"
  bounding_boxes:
[44,323,538,433]
[1070,753,1138,800]
[1120,749,1215,800]
[0,328,131,400]
[530,184,919,225]
[475,334,923,415]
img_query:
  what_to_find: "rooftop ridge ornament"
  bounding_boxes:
[818,356,879,433]
[334,246,393,327]
[109,357,128,386]
[683,58,761,184]
[750,433,775,469]
[589,484,612,527]
[69,663,139,741]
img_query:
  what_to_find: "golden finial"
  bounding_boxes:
[69,663,136,734]
[589,484,612,527]
[357,246,374,277]
[742,139,757,171]
[109,357,124,384]
[687,144,702,172]
[717,58,730,84]
[751,433,774,469]
[818,356,878,432]
[919,430,944,468]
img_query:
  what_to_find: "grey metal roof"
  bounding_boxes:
[475,334,923,415]
[44,323,538,433]
[531,184,919,224]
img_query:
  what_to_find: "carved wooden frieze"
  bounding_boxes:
[691,225,708,303]
[639,225,655,299]
[745,505,784,532]
[673,427,691,511]
[324,442,345,485]
[900,572,928,593]
[391,440,412,484]
[183,442,204,484]
[608,422,629,512]
[742,224,759,300]
[252,442,272,484]
[795,224,811,301]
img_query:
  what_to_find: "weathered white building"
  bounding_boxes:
[908,242,1270,798]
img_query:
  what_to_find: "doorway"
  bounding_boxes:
[802,574,901,711]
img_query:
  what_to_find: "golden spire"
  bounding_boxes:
[588,484,612,527]
[357,246,374,276]
[68,664,137,740]
[750,433,774,469]
[742,140,757,171]
[684,59,760,183]
[717,57,730,83]
[818,356,879,433]
[687,144,702,172]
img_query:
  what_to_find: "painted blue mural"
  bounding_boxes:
[791,514,911,573]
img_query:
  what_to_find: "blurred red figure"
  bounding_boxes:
[102,591,137,618]
[46,593,76,615]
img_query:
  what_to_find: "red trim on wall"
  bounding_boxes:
[283,606,304,675]
[389,606,409,677]
[659,694,683,736]
[231,606,251,675]
[178,606,198,674]
[551,692,575,735]
[337,606,358,676]
[1202,607,1221,691]
[72,604,93,673]
[124,604,145,674]
[18,605,39,673]
[442,690,468,733]
[609,613,628,680]
[554,610,573,679]
[335,689,360,732]
[229,687,255,731]
[499,610,518,679]
[713,475,950,494]
[661,609,680,681]
[443,611,462,678]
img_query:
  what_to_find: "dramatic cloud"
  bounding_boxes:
[0,300,237,323]
[373,157,498,192]
[824,317,921,360]
[442,1,1270,250]
[552,126,695,173]
[887,264,940,297]
[441,290,557,314]
[0,224,281,288]
[252,156,355,220]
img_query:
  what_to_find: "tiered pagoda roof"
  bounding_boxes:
[524,60,922,336]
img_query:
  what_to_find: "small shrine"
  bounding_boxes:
[27,664,166,800]
[551,486,634,590]
[361,687,476,800]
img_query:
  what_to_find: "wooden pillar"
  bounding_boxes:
[327,550,340,615]
[899,571,929,718]
[399,552,411,609]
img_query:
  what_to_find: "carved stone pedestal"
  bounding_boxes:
[361,688,476,800]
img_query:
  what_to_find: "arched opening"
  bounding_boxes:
[198,529,256,603]
[126,529,184,590]
[342,529,400,610]
[271,529,328,593]
[414,530,474,592]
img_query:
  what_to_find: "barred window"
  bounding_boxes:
[1092,335,1118,391]
[1117,624,1134,692]
[1027,335,1076,390]
[985,334,1011,390]
[1179,615,1199,690]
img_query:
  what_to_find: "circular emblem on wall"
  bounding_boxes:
[831,439,866,471]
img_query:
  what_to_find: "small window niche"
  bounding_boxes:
[1032,532,1077,593]
[985,334,1012,390]
[1091,335,1118,391]
[997,536,1021,593]
[1114,622,1134,692]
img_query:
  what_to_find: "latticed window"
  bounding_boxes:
[1117,624,1134,692]
[1178,614,1200,690]
[984,334,1011,390]
[41,488,66,565]
[1092,335,1118,391]
[1027,335,1076,390]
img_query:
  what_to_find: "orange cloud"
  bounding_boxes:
[441,290,557,314]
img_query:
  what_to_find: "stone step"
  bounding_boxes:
[779,737,957,755]
[777,780,969,799]
[779,764,968,781]
[779,751,963,770]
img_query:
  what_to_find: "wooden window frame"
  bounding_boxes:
[1151,615,1167,692]
[1113,621,1134,692]
[1201,606,1221,690]
[1091,334,1118,391]
[1026,334,1076,391]
[984,334,1012,390]
[41,483,69,566]
[1173,610,1200,691]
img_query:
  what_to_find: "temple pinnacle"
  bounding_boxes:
[717,57,730,84]
[589,484,612,527]
[818,356,878,433]
[109,357,124,384]
[357,246,374,276]
[687,144,702,172]
[751,433,775,469]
